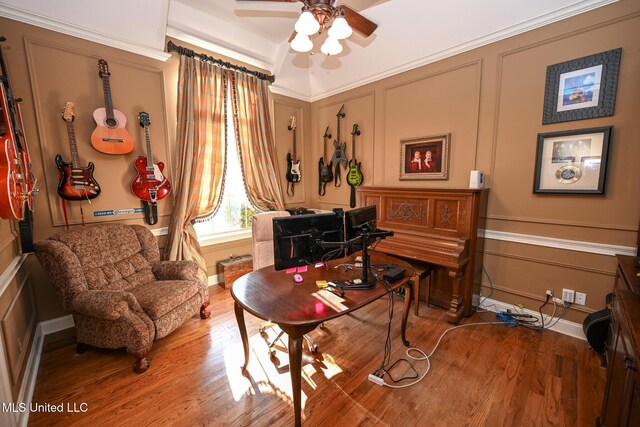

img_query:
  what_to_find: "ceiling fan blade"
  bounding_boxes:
[341,4,378,37]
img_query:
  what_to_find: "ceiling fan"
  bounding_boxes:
[238,0,379,54]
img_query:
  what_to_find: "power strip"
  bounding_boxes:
[368,373,385,386]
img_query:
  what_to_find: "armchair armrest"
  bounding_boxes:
[153,260,200,281]
[72,290,144,320]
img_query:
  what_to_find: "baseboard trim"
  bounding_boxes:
[208,274,222,287]
[478,297,585,341]
[39,315,75,335]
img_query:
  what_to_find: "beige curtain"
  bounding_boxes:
[230,72,285,212]
[164,56,226,278]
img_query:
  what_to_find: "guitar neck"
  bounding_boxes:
[101,75,115,121]
[65,121,81,169]
[144,125,153,168]
[351,134,356,160]
[292,127,296,161]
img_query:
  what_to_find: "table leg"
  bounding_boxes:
[401,281,412,347]
[234,301,250,370]
[288,334,304,427]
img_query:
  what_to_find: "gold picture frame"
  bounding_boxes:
[400,134,450,180]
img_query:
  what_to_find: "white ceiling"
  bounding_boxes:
[0,0,619,101]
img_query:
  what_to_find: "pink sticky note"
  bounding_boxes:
[285,268,297,274]
[297,265,308,273]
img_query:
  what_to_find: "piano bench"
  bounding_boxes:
[407,262,434,316]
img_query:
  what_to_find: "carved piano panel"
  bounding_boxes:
[359,186,488,323]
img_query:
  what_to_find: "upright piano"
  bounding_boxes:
[358,186,488,324]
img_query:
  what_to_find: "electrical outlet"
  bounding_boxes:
[562,288,575,304]
[546,289,553,297]
[575,292,587,306]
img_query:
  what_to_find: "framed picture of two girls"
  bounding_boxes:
[400,133,450,180]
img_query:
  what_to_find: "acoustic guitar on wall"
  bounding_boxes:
[56,102,101,201]
[91,59,134,155]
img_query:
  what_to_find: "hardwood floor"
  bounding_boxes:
[29,286,604,426]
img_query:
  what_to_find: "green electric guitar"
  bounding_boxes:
[346,123,362,208]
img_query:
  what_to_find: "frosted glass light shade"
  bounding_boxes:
[294,11,320,36]
[290,33,313,52]
[320,36,342,55]
[328,16,352,40]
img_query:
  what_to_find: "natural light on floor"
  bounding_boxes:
[223,330,344,407]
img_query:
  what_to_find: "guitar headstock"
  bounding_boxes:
[139,112,151,128]
[98,59,110,78]
[61,102,75,123]
[288,116,296,131]
[337,104,345,118]
[351,124,361,136]
[323,126,332,139]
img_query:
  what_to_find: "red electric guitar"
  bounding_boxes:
[0,37,37,219]
[91,59,135,155]
[131,112,171,203]
[56,102,101,201]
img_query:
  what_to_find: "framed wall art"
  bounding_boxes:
[542,48,621,124]
[533,126,612,194]
[400,133,450,180]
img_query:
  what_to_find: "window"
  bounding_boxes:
[193,89,256,242]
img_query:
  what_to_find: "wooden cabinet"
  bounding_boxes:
[598,255,640,426]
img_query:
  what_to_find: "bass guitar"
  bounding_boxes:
[56,102,101,201]
[131,112,171,225]
[285,116,300,196]
[346,124,363,208]
[317,126,333,196]
[330,105,347,187]
[91,59,134,155]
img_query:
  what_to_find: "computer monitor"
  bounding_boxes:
[345,204,377,254]
[272,211,345,271]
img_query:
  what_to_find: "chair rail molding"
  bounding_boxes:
[481,229,636,256]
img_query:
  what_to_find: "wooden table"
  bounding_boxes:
[231,252,413,426]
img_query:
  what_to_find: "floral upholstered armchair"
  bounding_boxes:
[35,224,210,373]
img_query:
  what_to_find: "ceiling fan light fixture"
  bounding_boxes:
[291,33,313,52]
[294,9,320,36]
[328,16,352,40]
[320,36,342,56]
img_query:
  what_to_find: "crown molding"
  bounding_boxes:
[306,0,620,102]
[0,4,171,62]
[166,26,274,73]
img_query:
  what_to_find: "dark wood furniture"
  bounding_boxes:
[598,255,640,426]
[217,254,253,289]
[231,252,413,427]
[358,186,488,323]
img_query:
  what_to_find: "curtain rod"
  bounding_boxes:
[167,40,275,84]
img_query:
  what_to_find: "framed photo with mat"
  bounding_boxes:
[533,126,612,194]
[542,48,621,124]
[400,133,450,180]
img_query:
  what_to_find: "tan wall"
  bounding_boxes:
[0,1,638,334]
[0,18,307,323]
[306,0,640,323]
